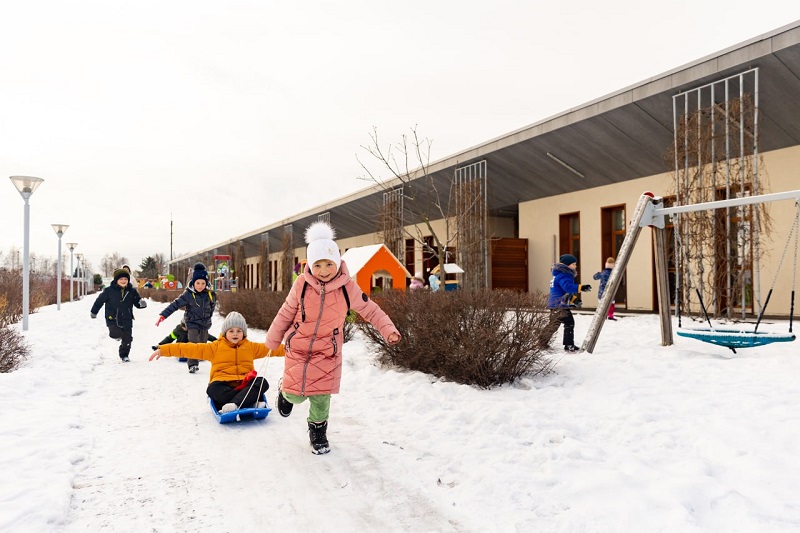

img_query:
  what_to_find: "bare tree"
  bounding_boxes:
[100,253,129,277]
[357,126,488,288]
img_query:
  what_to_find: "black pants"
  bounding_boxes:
[107,325,133,359]
[207,377,269,410]
[187,329,208,368]
[551,308,575,346]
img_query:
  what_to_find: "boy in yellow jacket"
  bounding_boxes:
[150,311,284,413]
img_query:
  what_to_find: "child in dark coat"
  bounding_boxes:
[593,257,617,321]
[90,268,147,362]
[156,263,216,374]
[151,318,217,361]
[547,254,592,353]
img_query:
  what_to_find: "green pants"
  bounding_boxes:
[282,392,331,423]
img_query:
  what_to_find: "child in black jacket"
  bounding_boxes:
[156,263,216,373]
[91,268,147,362]
[151,317,217,361]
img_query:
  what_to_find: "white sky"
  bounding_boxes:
[3,297,800,529]
[2,1,799,272]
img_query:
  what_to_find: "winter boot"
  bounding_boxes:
[308,421,330,455]
[120,356,130,362]
[277,389,293,417]
[188,364,199,373]
[564,344,580,353]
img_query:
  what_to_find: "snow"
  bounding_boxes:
[2,296,800,532]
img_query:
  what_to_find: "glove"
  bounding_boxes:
[90,312,97,319]
[151,346,158,351]
[137,300,147,308]
[580,284,592,292]
[155,315,165,326]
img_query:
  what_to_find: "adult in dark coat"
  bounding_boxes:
[91,268,147,362]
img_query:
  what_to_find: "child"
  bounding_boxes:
[593,257,617,321]
[266,221,401,455]
[90,267,147,362]
[151,317,218,361]
[409,273,425,290]
[150,312,285,412]
[547,254,592,353]
[156,262,216,374]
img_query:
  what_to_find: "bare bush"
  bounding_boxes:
[360,289,558,388]
[0,325,30,373]
[216,289,290,331]
[0,269,23,327]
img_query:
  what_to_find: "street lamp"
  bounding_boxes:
[76,254,83,298]
[9,176,44,331]
[52,224,69,310]
[67,243,77,302]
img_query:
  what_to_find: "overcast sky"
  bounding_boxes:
[2,1,798,273]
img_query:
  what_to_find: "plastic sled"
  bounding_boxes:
[209,393,271,424]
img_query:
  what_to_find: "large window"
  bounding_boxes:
[559,212,580,263]
[601,205,627,306]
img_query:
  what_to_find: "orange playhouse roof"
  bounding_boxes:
[340,244,411,294]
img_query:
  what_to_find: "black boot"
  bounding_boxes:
[308,421,330,455]
[277,391,293,417]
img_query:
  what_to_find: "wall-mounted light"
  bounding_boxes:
[546,152,585,179]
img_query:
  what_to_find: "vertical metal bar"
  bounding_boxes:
[725,78,732,320]
[696,88,705,309]
[753,68,761,316]
[672,94,681,318]
[740,74,746,316]
[684,94,691,313]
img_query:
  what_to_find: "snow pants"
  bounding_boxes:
[187,329,208,368]
[207,377,269,410]
[107,325,132,359]
[551,308,575,347]
[282,392,331,423]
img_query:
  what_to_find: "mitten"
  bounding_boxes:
[137,300,147,308]
[233,370,258,392]
[90,312,97,319]
[155,315,165,326]
[580,284,592,292]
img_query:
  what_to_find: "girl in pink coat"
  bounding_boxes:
[266,221,401,454]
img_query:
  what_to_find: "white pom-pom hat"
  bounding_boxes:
[305,221,341,270]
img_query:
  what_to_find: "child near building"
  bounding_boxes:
[266,221,401,455]
[156,262,216,374]
[593,257,617,321]
[90,267,148,362]
[150,312,285,412]
[547,254,592,353]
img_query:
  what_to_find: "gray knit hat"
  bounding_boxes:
[221,311,247,338]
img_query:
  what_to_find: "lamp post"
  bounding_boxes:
[52,224,69,310]
[67,243,77,302]
[76,254,83,298]
[9,176,44,331]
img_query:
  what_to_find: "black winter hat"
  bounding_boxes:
[113,268,130,282]
[559,254,577,266]
[191,263,209,286]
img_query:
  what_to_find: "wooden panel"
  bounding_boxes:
[491,238,528,292]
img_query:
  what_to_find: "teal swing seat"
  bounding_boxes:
[677,326,796,351]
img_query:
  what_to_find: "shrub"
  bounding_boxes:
[216,289,290,331]
[0,325,30,373]
[0,269,23,328]
[360,289,558,388]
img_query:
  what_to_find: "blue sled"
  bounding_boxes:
[178,357,188,362]
[209,393,271,424]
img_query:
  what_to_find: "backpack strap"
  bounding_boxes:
[341,286,350,311]
[300,281,350,323]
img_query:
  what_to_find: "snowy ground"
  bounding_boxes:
[2,295,800,532]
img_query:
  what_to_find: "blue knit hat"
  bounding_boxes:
[559,254,577,266]
[191,262,209,287]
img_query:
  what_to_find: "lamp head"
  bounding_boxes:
[67,243,78,251]
[51,224,69,237]
[9,176,44,198]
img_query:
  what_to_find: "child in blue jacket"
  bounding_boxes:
[593,257,617,321]
[548,254,591,353]
[156,263,216,373]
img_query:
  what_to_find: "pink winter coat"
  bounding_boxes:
[266,261,399,396]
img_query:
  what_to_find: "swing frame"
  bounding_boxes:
[582,190,800,353]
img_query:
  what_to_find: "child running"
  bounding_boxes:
[150,312,285,412]
[90,267,147,362]
[547,254,592,353]
[266,221,401,455]
[156,262,216,374]
[151,317,217,361]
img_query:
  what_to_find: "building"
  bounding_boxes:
[169,20,800,318]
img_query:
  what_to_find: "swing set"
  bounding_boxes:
[582,190,800,354]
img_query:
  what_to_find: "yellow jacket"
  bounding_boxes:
[160,339,285,383]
